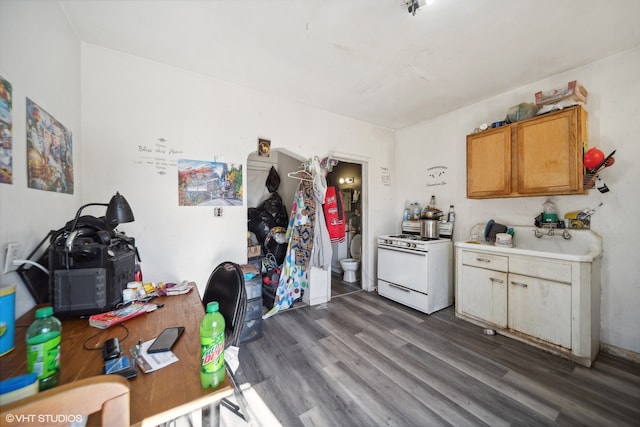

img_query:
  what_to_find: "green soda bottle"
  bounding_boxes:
[200,301,225,388]
[26,306,62,391]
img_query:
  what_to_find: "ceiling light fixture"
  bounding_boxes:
[406,0,435,16]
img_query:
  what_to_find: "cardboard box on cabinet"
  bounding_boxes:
[535,80,588,106]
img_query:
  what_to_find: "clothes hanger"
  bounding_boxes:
[287,169,312,182]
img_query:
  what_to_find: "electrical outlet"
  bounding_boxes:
[3,242,20,274]
[213,207,223,217]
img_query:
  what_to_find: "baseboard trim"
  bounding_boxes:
[600,342,640,364]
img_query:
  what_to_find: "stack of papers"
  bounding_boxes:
[132,339,179,373]
[165,281,195,296]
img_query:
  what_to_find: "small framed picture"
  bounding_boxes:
[258,138,271,157]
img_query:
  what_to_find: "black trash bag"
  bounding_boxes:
[248,210,276,244]
[267,242,287,265]
[258,192,288,227]
[266,166,281,193]
[247,207,260,223]
[263,226,288,265]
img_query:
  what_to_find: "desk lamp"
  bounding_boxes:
[65,192,135,252]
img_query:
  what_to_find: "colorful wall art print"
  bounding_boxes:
[26,98,73,193]
[178,159,243,206]
[0,76,12,184]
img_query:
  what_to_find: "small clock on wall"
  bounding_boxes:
[258,138,271,157]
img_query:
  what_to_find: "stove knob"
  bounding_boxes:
[405,242,411,248]
[411,243,416,248]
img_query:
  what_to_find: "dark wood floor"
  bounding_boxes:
[330,272,362,298]
[238,283,640,427]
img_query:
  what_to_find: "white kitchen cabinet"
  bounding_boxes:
[508,273,571,348]
[455,237,601,367]
[458,251,508,328]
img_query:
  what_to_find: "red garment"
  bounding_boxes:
[324,186,346,242]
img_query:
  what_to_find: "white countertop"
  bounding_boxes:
[455,225,602,262]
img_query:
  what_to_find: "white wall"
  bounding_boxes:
[0,0,82,316]
[396,47,640,355]
[80,45,396,299]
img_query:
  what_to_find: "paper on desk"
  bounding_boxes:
[132,339,179,373]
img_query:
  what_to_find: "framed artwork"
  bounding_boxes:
[26,98,73,193]
[258,138,271,157]
[0,76,12,184]
[177,159,243,206]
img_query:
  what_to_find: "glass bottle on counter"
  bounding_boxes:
[403,207,411,221]
[412,202,421,220]
[542,199,558,223]
[447,205,455,223]
[428,195,436,210]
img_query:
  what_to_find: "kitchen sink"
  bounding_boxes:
[458,225,602,262]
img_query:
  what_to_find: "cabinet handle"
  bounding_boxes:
[490,278,504,284]
[476,257,491,263]
[510,281,528,288]
[389,284,410,293]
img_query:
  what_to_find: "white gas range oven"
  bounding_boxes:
[377,229,453,315]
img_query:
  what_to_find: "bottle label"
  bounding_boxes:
[27,334,61,380]
[201,333,224,374]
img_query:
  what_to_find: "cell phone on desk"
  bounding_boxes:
[147,326,185,353]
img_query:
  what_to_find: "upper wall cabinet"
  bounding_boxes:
[467,106,587,199]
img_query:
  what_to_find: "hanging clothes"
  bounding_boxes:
[262,178,316,319]
[311,157,332,269]
[262,156,335,319]
[323,174,346,243]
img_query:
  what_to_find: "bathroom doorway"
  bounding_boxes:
[326,161,363,291]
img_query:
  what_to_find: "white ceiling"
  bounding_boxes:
[59,0,640,129]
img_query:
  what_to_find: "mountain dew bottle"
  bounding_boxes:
[200,301,225,388]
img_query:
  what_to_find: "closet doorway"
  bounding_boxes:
[246,150,366,300]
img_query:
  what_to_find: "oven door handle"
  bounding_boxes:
[389,283,411,293]
[378,245,427,255]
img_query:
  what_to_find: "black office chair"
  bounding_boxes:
[202,261,247,347]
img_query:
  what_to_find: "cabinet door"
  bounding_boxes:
[508,273,571,348]
[459,265,507,327]
[516,107,586,196]
[466,126,512,198]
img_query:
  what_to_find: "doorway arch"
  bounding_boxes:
[245,149,371,299]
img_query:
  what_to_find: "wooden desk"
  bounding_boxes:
[0,290,231,426]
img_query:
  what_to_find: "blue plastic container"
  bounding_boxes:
[0,373,38,405]
[0,284,16,356]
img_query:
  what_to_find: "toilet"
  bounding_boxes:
[340,234,361,283]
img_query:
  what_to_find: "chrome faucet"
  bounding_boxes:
[533,229,543,238]
[562,229,572,240]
